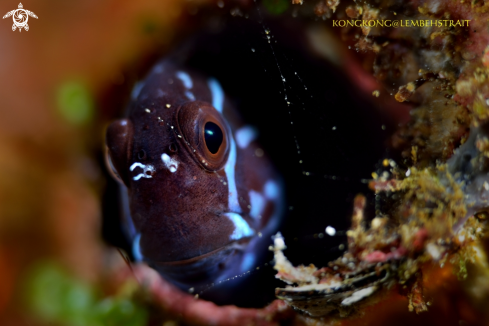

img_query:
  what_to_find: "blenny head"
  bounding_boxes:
[105,59,284,290]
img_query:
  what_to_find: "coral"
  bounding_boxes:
[273,162,487,316]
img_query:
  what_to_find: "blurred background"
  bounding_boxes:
[1,0,484,325]
[0,1,198,324]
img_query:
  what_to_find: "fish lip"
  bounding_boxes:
[150,237,255,287]
[148,211,257,287]
[153,236,253,266]
[148,211,255,265]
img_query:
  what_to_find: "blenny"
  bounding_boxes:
[105,59,284,295]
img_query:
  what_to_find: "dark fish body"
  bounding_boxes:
[106,59,284,294]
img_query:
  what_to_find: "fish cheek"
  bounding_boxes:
[133,157,237,262]
[105,119,134,186]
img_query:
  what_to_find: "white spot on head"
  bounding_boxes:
[130,162,155,180]
[130,162,143,171]
[161,153,179,173]
[133,174,146,181]
[264,180,280,200]
[236,126,258,149]
[225,212,255,240]
[208,78,224,113]
[325,226,336,236]
[176,71,193,89]
[131,82,144,100]
[249,190,265,220]
[185,90,195,101]
[132,233,143,262]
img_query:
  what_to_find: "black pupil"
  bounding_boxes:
[204,122,223,154]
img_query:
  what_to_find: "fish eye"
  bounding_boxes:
[204,122,223,154]
[176,100,229,171]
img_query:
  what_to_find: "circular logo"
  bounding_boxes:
[13,9,27,27]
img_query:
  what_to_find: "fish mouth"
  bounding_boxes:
[150,236,254,288]
[149,211,258,287]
